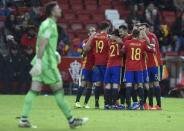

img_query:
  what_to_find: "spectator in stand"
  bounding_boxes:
[127,5,144,31]
[0,4,12,16]
[156,0,176,11]
[20,45,34,93]
[67,37,82,57]
[3,44,23,94]
[24,0,41,7]
[57,25,70,55]
[156,24,172,52]
[174,0,184,12]
[172,12,184,52]
[28,5,41,27]
[145,3,160,32]
[21,25,36,53]
[5,13,18,34]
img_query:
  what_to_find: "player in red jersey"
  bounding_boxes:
[75,27,96,109]
[84,22,110,108]
[122,29,154,110]
[103,29,124,109]
[140,23,162,110]
[118,25,130,107]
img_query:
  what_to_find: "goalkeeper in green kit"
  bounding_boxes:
[18,2,88,129]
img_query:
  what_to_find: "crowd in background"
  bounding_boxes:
[0,0,183,94]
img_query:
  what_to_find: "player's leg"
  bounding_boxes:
[104,67,112,109]
[93,65,102,108]
[131,84,139,110]
[93,65,106,108]
[119,67,126,108]
[19,81,42,128]
[148,67,154,109]
[75,69,87,108]
[124,71,134,109]
[49,68,88,128]
[154,81,161,109]
[143,70,150,109]
[83,82,92,108]
[51,81,88,128]
[143,83,150,110]
[153,66,162,109]
[119,84,126,106]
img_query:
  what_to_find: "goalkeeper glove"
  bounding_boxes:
[55,51,61,64]
[30,59,42,76]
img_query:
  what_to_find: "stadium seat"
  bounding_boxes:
[84,0,97,5]
[77,12,91,21]
[59,4,70,10]
[165,52,178,56]
[58,19,69,29]
[66,30,76,39]
[71,4,84,11]
[57,0,69,4]
[91,13,105,22]
[100,5,112,11]
[111,19,127,29]
[41,0,53,5]
[69,0,82,4]
[70,20,83,30]
[17,7,30,14]
[83,21,97,30]
[99,0,111,5]
[118,10,129,20]
[63,11,76,20]
[76,29,88,40]
[0,16,6,21]
[105,9,120,21]
[85,4,97,11]
[162,11,176,27]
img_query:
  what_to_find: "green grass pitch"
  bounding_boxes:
[0,95,183,131]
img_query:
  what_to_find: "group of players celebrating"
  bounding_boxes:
[75,21,163,110]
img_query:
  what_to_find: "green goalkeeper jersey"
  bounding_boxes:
[31,17,58,70]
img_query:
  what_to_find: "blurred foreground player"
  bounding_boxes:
[84,22,110,108]
[75,26,96,109]
[18,2,88,128]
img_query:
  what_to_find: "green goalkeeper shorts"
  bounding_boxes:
[32,67,62,85]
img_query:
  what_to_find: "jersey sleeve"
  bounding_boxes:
[39,22,52,39]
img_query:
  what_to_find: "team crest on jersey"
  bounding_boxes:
[68,60,81,84]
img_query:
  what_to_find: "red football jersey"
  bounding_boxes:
[90,32,109,65]
[152,33,163,66]
[123,39,154,71]
[146,33,160,68]
[122,34,133,42]
[107,40,123,67]
[82,39,95,70]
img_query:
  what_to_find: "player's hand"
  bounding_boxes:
[30,59,42,76]
[55,51,61,64]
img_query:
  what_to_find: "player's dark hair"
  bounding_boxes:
[111,29,120,37]
[141,23,150,28]
[45,1,57,17]
[119,25,128,30]
[132,29,140,38]
[98,21,110,31]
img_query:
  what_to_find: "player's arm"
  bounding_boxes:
[37,38,49,59]
[140,30,150,45]
[30,29,50,76]
[83,34,95,54]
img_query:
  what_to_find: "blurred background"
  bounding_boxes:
[0,0,184,97]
